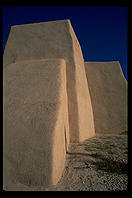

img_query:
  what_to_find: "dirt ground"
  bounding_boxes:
[45,133,128,191]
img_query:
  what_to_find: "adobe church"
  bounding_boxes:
[3,19,127,190]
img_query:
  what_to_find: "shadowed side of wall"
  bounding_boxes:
[3,59,69,190]
[84,61,127,134]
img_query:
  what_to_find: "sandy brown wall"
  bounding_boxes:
[85,61,127,134]
[68,22,95,142]
[3,19,95,143]
[3,59,69,190]
[51,59,69,185]
[3,20,73,67]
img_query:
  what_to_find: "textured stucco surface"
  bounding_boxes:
[3,19,95,143]
[84,61,127,134]
[3,59,69,189]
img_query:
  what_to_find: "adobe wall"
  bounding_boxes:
[3,59,69,190]
[84,61,127,134]
[3,19,95,143]
[68,22,95,141]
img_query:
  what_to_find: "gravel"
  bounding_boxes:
[46,134,128,191]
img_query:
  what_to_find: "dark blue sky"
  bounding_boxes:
[2,6,128,79]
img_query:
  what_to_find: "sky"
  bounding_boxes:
[2,6,128,79]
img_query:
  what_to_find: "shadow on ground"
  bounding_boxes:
[89,153,128,175]
[67,135,128,175]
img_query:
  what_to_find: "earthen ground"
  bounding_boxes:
[46,133,128,191]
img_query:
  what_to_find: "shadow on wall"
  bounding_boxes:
[65,58,79,143]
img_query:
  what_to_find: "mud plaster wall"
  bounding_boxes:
[85,61,128,134]
[3,59,69,189]
[68,22,95,141]
[3,19,95,143]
